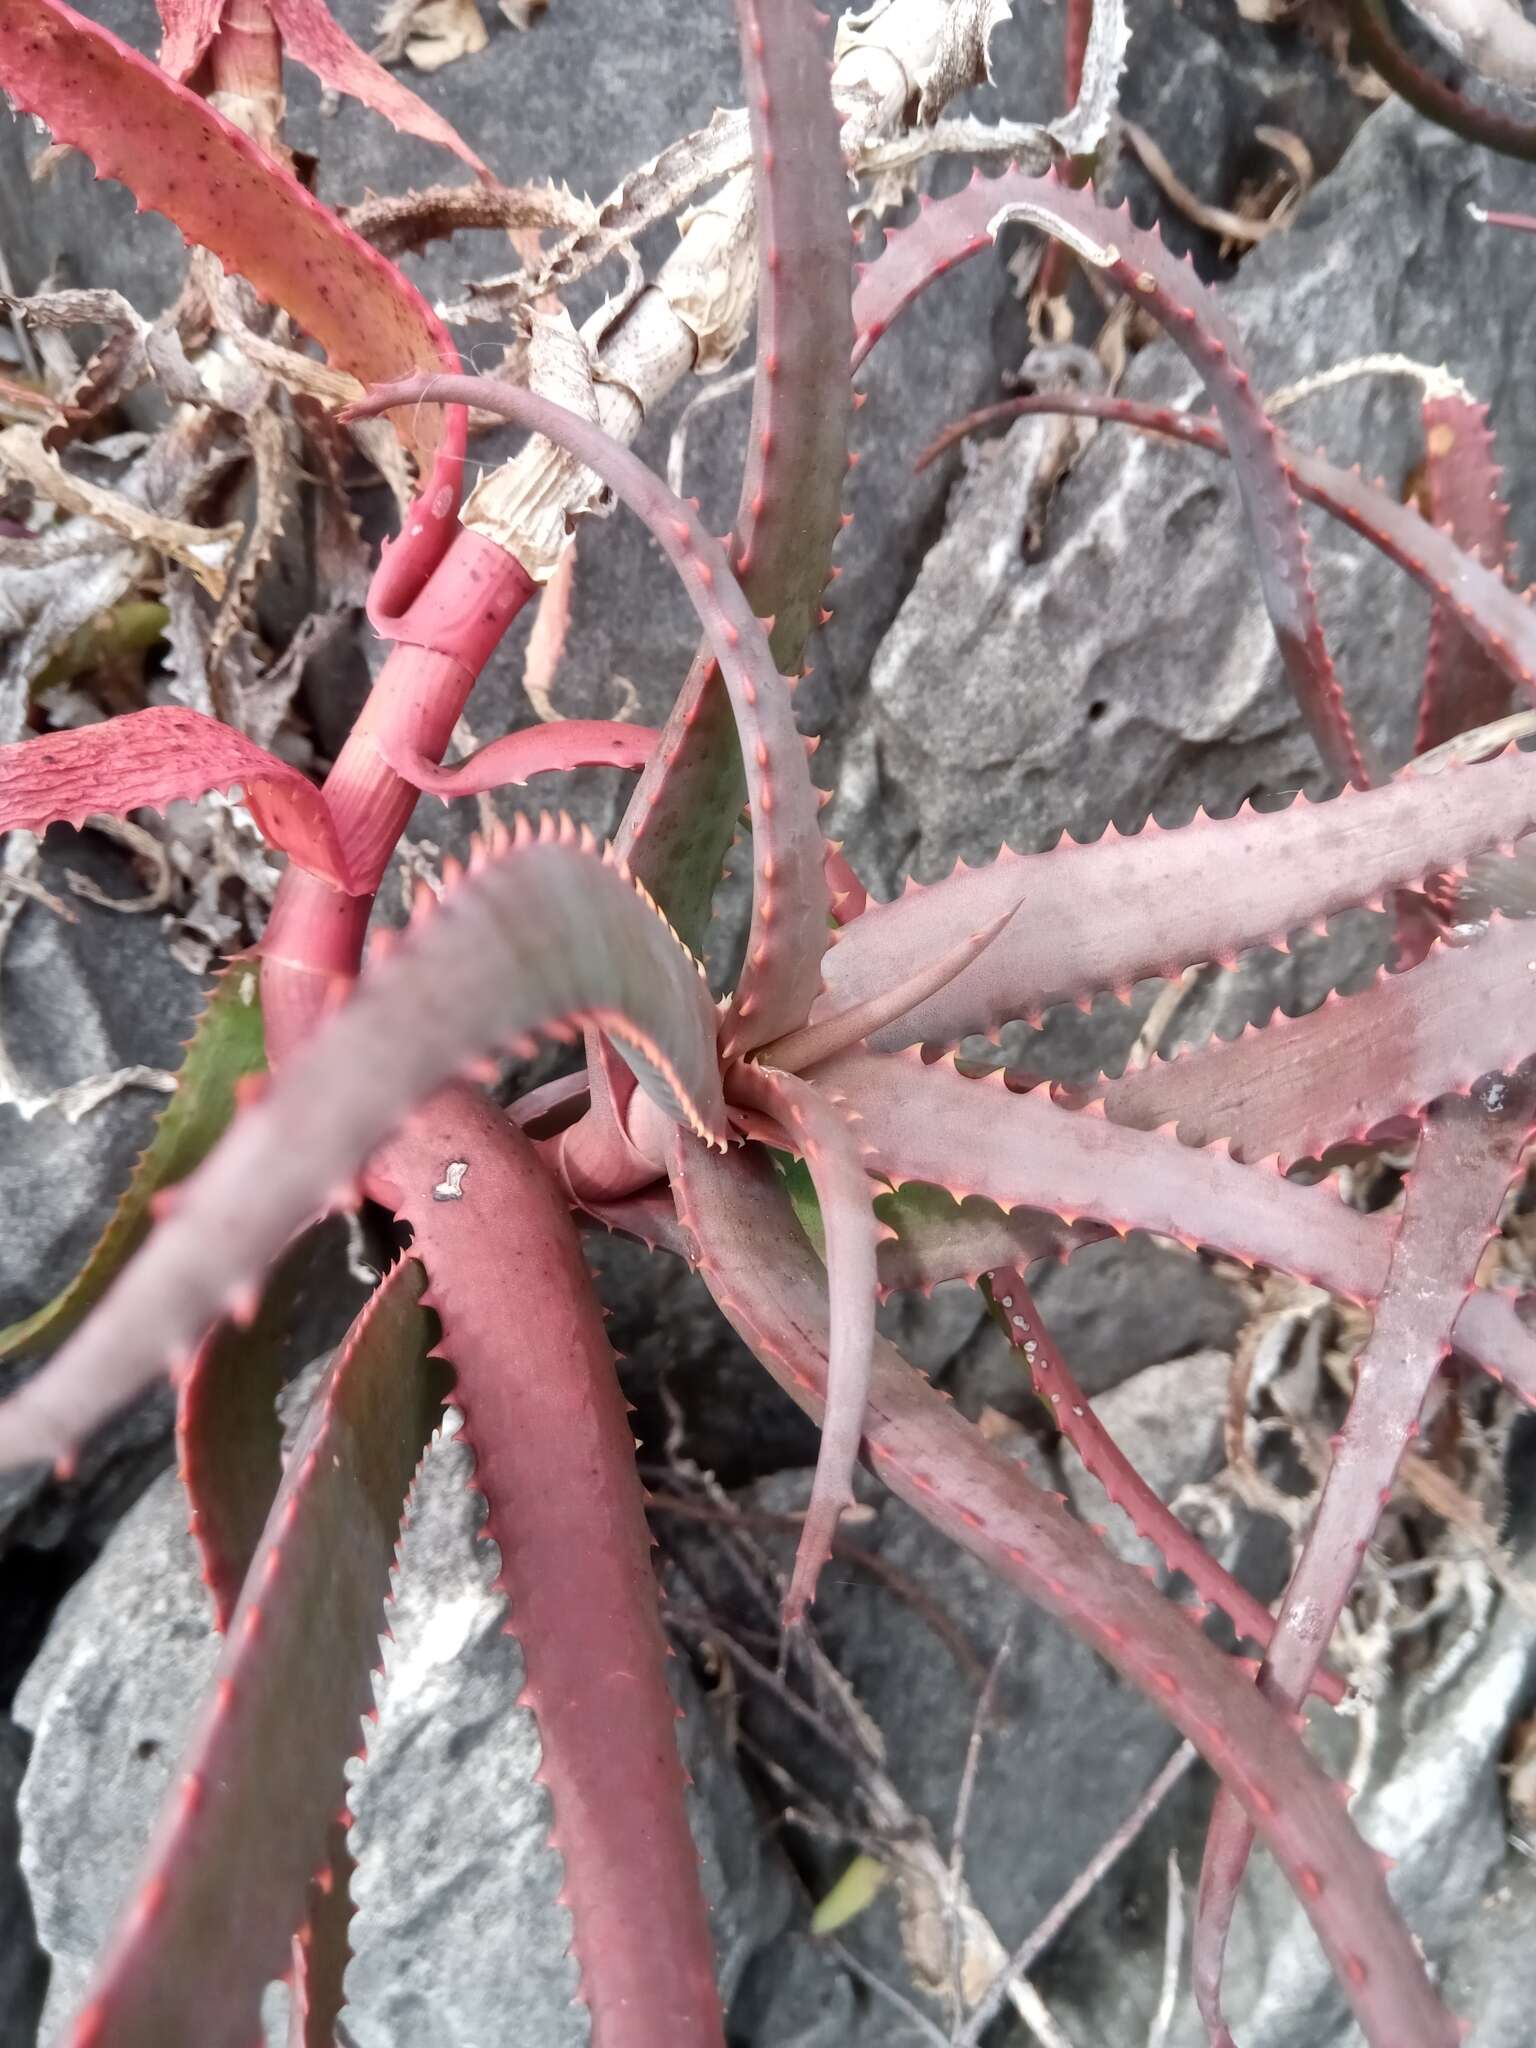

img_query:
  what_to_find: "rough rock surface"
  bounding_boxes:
[832,94,1536,1067]
[15,1415,795,2046]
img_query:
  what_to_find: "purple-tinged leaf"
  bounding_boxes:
[761,902,1018,1073]
[728,1064,879,1620]
[819,1047,1386,1298]
[1094,911,1536,1167]
[855,170,1369,782]
[1193,1068,1536,2043]
[0,957,265,1366]
[1416,391,1516,751]
[285,1818,354,2048]
[984,1270,1346,1705]
[666,1139,1459,2048]
[1,707,357,891]
[345,372,829,1053]
[177,1239,360,2047]
[373,715,656,796]
[177,1240,309,1630]
[728,0,854,664]
[1345,0,1536,162]
[613,0,852,952]
[0,824,725,1471]
[379,1087,724,2045]
[812,1046,1536,1394]
[68,1259,447,2048]
[815,742,1536,1051]
[919,388,1536,707]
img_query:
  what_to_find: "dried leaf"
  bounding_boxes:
[380,0,487,72]
[1050,0,1130,158]
[461,305,608,578]
[0,426,241,595]
[210,406,300,662]
[0,544,146,745]
[346,178,587,260]
[493,109,752,319]
[521,532,577,721]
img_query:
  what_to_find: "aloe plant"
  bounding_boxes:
[1,3,1534,2044]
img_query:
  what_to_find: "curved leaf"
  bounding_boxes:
[0,707,356,890]
[1194,1070,1536,2041]
[921,388,1536,711]
[69,1259,447,2048]
[859,168,1366,781]
[344,371,829,1054]
[666,1138,1459,2048]
[614,0,852,956]
[377,1087,724,2045]
[730,1062,879,1619]
[1344,0,1536,160]
[815,741,1536,1051]
[0,823,723,1469]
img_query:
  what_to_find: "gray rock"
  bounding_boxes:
[833,95,1536,961]
[0,1719,45,2048]
[950,1236,1249,1411]
[688,1418,1194,2021]
[1040,1555,1536,2048]
[17,1415,791,2046]
[0,836,200,1668]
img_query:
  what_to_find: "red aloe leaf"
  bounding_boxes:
[1095,911,1536,1167]
[1345,0,1536,162]
[286,1818,354,2048]
[984,1270,1346,1705]
[68,1259,447,2048]
[177,1239,359,2044]
[1416,391,1516,750]
[820,1046,1387,1298]
[920,388,1536,707]
[1,706,357,890]
[156,0,490,175]
[614,0,852,952]
[0,823,725,1470]
[666,1138,1459,2048]
[729,1062,879,1620]
[155,0,221,77]
[1192,1069,1536,2042]
[177,1241,308,1630]
[0,956,265,1366]
[265,0,490,176]
[0,0,465,604]
[860,168,1367,782]
[377,1088,724,2043]
[815,741,1536,1051]
[810,1047,1534,1394]
[345,372,829,1054]
[374,715,656,796]
[727,0,854,666]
